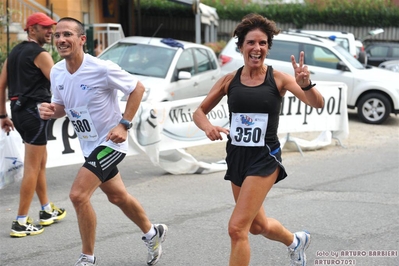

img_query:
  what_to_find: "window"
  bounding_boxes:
[206,49,218,70]
[268,41,299,62]
[194,48,212,73]
[369,46,389,57]
[99,43,175,78]
[176,49,195,75]
[392,47,399,57]
[311,45,340,69]
[334,37,350,52]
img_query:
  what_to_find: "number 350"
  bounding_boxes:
[234,127,262,143]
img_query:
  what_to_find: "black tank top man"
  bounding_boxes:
[7,41,52,105]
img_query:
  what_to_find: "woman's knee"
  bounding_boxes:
[249,222,264,235]
[249,217,269,236]
[228,221,248,242]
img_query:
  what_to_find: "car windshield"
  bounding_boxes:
[334,45,365,69]
[99,43,176,78]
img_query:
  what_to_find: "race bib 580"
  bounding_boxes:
[65,106,98,141]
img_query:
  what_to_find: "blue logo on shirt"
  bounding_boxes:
[69,109,81,118]
[80,84,92,90]
[240,114,254,126]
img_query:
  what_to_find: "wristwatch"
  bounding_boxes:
[119,118,133,130]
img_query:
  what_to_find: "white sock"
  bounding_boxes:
[82,253,95,263]
[144,224,156,240]
[42,202,52,213]
[288,233,298,249]
[17,215,28,225]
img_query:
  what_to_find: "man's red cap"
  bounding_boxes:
[24,12,57,31]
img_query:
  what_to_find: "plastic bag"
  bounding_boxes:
[0,129,24,189]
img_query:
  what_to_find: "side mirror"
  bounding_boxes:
[178,71,191,80]
[357,51,368,65]
[337,61,350,71]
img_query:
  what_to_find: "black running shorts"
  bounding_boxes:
[11,104,48,145]
[224,141,287,187]
[83,146,126,183]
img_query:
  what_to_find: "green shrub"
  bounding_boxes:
[138,0,399,28]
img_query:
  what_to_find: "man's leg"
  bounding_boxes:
[18,143,48,216]
[100,174,168,265]
[100,173,152,233]
[34,146,49,206]
[69,167,102,255]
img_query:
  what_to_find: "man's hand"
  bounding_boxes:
[1,117,14,133]
[106,124,128,143]
[38,102,56,120]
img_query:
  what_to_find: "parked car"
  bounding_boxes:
[219,33,399,124]
[286,29,367,64]
[365,42,399,67]
[378,60,399,72]
[99,36,222,102]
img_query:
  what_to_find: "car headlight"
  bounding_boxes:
[388,66,399,72]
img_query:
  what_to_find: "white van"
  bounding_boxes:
[287,29,366,63]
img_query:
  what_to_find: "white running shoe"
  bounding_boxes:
[288,231,311,266]
[142,224,168,265]
[74,254,98,266]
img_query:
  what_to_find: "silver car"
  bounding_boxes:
[99,36,222,102]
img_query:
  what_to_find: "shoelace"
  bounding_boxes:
[288,248,302,266]
[24,217,41,231]
[77,256,94,265]
[144,237,160,255]
[50,205,63,216]
[26,216,34,224]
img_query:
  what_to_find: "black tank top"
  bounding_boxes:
[227,66,282,145]
[7,41,52,102]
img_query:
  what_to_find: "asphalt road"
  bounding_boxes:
[0,112,398,266]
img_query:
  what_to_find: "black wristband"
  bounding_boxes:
[0,113,7,119]
[301,80,316,91]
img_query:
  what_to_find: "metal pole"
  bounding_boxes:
[6,0,10,56]
[195,12,200,44]
[137,0,141,36]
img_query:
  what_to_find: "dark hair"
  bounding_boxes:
[233,13,280,50]
[57,17,85,36]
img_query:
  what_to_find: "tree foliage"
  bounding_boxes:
[138,0,399,28]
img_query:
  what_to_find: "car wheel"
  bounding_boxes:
[357,93,391,124]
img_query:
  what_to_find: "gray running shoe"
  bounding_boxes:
[288,231,311,266]
[142,224,168,265]
[74,254,98,266]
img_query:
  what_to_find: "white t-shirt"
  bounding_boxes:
[50,53,138,157]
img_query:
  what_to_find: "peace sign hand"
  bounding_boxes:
[291,51,311,88]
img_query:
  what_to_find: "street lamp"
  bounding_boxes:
[360,28,384,41]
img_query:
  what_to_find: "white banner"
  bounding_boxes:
[5,81,348,173]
